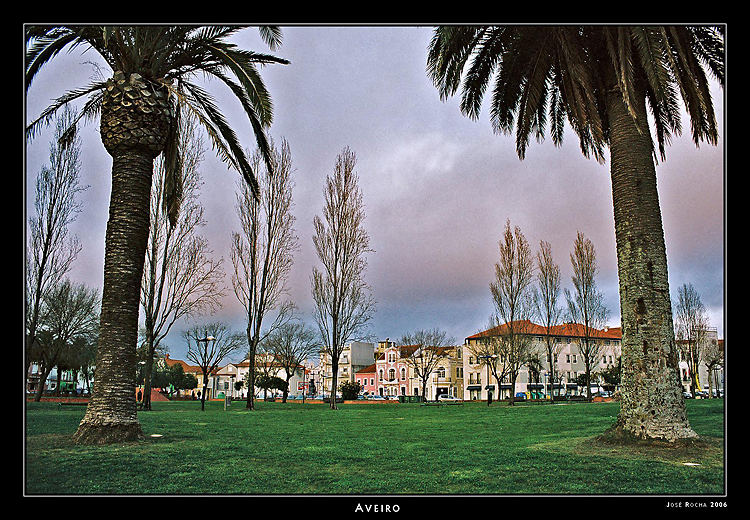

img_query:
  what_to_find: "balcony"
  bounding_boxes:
[432,376,452,384]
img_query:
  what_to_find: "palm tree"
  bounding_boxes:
[427,25,723,442]
[26,26,289,444]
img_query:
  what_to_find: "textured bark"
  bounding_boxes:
[607,85,697,442]
[73,72,171,444]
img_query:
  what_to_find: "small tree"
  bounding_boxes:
[564,231,610,401]
[339,380,361,400]
[490,220,535,406]
[231,138,298,411]
[600,356,622,390]
[311,147,375,409]
[702,339,723,398]
[33,280,99,401]
[532,240,564,399]
[140,112,224,410]
[185,322,245,411]
[264,320,317,402]
[26,106,87,380]
[400,329,454,401]
[673,283,709,397]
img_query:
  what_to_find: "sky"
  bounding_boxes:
[24,26,725,364]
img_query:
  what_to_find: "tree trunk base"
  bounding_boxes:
[72,421,144,445]
[601,420,698,445]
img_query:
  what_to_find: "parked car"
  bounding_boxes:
[682,391,693,399]
[370,395,385,400]
[515,392,527,400]
[437,394,461,402]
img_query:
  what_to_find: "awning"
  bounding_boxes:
[466,385,482,390]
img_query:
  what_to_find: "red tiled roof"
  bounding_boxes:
[356,363,377,374]
[466,320,622,340]
[163,354,201,373]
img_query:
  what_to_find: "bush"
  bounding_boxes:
[339,380,361,400]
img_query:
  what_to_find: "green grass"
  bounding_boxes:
[24,399,724,495]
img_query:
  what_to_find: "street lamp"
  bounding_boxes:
[478,354,497,406]
[195,333,215,400]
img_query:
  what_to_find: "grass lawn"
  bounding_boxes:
[24,399,724,495]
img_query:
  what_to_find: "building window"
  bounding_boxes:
[400,368,406,380]
[566,354,570,363]
[388,369,395,381]
[437,367,445,379]
[379,370,383,381]
[370,378,374,386]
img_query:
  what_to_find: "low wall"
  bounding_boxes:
[26,397,90,403]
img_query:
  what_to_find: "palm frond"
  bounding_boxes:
[258,26,283,51]
[179,80,259,198]
[26,81,108,141]
[25,29,79,90]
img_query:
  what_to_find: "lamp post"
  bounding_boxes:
[195,333,215,401]
[478,354,497,406]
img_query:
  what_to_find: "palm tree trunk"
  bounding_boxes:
[607,84,697,441]
[72,71,170,444]
[73,150,155,444]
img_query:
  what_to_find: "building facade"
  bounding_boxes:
[463,321,623,400]
[319,341,376,396]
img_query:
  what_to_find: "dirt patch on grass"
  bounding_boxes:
[530,430,723,469]
[585,430,723,467]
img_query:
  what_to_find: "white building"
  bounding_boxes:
[463,321,623,400]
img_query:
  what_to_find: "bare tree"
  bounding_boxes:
[490,220,535,406]
[231,138,298,411]
[564,231,610,401]
[468,319,510,402]
[264,320,317,402]
[673,283,709,397]
[33,279,99,401]
[311,147,375,410]
[399,329,454,401]
[140,112,224,410]
[26,106,87,379]
[532,240,564,399]
[184,322,245,411]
